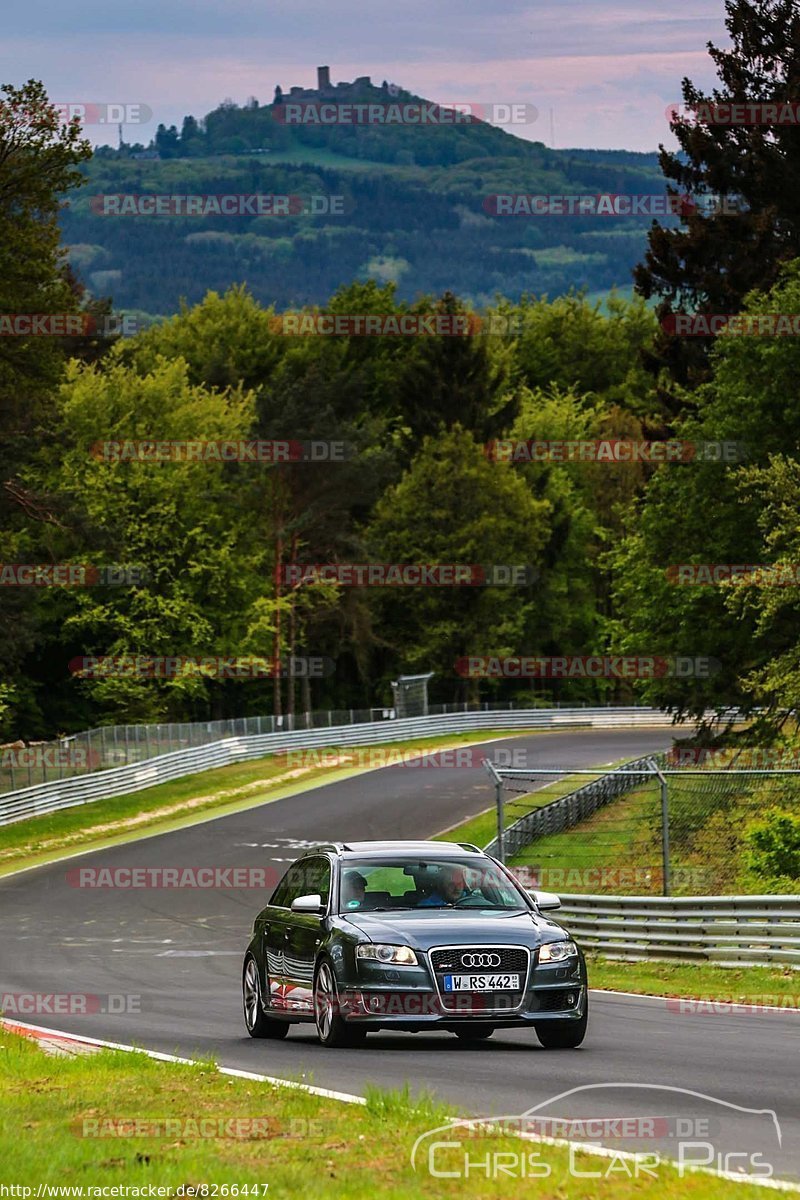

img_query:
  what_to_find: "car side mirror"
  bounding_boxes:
[530,889,561,911]
[291,893,325,914]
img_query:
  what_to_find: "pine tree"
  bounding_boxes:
[635,0,800,393]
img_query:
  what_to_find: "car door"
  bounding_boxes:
[261,862,309,1012]
[282,855,332,1013]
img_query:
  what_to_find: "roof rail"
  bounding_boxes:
[457,842,483,853]
[299,842,349,856]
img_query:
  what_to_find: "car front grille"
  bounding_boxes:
[429,945,530,1013]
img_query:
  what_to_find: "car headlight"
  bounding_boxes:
[538,940,578,963]
[356,944,418,965]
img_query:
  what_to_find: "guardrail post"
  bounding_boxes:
[661,776,671,897]
[481,758,505,863]
[648,757,671,896]
[496,779,504,864]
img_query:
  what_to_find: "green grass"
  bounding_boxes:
[506,775,663,893]
[553,769,800,896]
[434,758,632,850]
[0,729,525,877]
[589,956,800,1000]
[253,146,412,171]
[0,1027,783,1196]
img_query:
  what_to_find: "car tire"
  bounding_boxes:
[454,1025,495,1041]
[243,955,290,1039]
[314,958,368,1048]
[535,1005,588,1049]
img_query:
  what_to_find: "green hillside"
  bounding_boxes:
[61,83,666,315]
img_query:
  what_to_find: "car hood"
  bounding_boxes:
[340,907,566,950]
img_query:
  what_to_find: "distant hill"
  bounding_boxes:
[61,75,668,315]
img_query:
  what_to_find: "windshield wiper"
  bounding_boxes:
[349,905,414,912]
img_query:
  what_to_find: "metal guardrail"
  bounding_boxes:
[557,893,800,966]
[0,706,677,826]
[0,700,659,794]
[483,754,662,859]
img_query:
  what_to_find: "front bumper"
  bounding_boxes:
[341,954,586,1028]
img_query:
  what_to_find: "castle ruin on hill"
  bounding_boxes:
[281,67,395,101]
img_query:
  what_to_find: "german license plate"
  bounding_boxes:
[443,973,520,991]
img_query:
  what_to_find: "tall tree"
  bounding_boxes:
[635,0,800,393]
[610,261,800,722]
[0,80,91,734]
[387,291,516,443]
[365,426,550,699]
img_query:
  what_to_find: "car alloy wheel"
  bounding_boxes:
[242,955,289,1039]
[314,958,367,1048]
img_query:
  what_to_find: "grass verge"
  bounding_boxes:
[0,1027,782,1197]
[433,758,631,849]
[588,956,800,1003]
[0,730,524,877]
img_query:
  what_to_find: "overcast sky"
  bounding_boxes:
[6,0,728,152]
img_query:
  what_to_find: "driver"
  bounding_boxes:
[419,865,471,907]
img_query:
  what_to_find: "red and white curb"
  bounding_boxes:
[2,1018,105,1058]
[0,1017,365,1102]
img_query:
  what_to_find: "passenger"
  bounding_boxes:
[341,870,367,908]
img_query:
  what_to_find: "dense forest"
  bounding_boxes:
[4,0,800,742]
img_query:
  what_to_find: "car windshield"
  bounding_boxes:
[337,856,528,913]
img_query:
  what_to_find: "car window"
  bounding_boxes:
[270,862,312,909]
[338,858,527,911]
[272,857,332,908]
[299,856,331,905]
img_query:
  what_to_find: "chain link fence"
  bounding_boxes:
[0,698,656,796]
[485,755,800,896]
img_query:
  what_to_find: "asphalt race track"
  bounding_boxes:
[1,727,798,1180]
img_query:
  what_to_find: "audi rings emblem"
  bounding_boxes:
[461,952,501,968]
